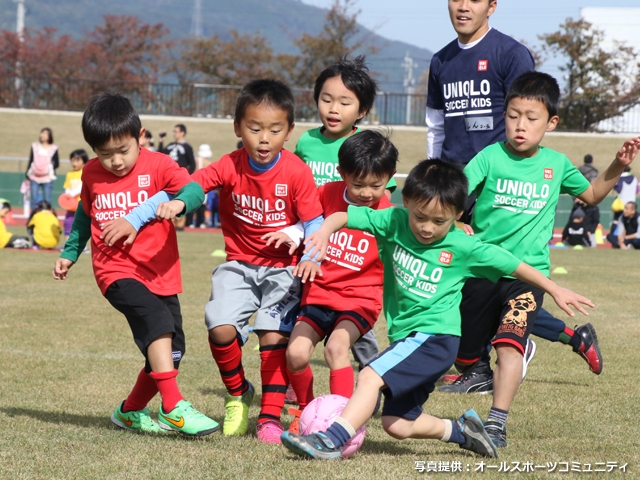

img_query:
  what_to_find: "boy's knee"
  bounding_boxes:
[324,339,350,364]
[381,416,410,439]
[286,344,310,372]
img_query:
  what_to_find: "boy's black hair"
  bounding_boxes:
[584,154,593,164]
[82,93,142,149]
[338,130,397,180]
[0,199,10,211]
[175,124,187,135]
[70,149,89,164]
[235,79,295,126]
[314,55,378,121]
[505,71,560,118]
[402,159,468,213]
[40,127,54,144]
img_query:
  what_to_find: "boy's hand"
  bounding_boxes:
[261,231,298,255]
[53,258,74,280]
[156,200,186,220]
[615,137,640,166]
[550,287,594,318]
[100,218,138,246]
[303,231,330,262]
[456,223,474,236]
[293,260,323,283]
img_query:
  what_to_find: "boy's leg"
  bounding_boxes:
[326,315,371,398]
[204,261,261,436]
[253,264,300,443]
[440,278,501,394]
[105,279,218,436]
[486,281,544,448]
[286,319,322,411]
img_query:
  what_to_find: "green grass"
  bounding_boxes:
[0,227,638,479]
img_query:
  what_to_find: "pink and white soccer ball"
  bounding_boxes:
[299,394,366,458]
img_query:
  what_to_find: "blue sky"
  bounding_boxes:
[300,1,640,81]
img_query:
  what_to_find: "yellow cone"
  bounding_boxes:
[211,249,226,257]
[552,267,568,274]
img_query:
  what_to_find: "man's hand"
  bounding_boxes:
[156,200,186,220]
[100,218,138,246]
[261,231,298,255]
[293,260,323,283]
[53,258,75,280]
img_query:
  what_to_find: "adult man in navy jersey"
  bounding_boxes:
[426,0,602,397]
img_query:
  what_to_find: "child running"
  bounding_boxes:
[53,93,218,436]
[284,130,396,431]
[280,158,593,459]
[102,80,324,444]
[455,71,640,448]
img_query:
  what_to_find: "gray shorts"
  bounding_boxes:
[204,260,300,345]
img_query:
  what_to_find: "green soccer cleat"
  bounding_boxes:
[223,380,255,435]
[158,400,220,436]
[110,402,165,434]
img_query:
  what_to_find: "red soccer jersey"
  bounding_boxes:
[302,181,392,324]
[81,148,192,296]
[193,149,323,267]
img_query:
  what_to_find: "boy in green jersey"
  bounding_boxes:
[456,71,640,448]
[280,158,593,460]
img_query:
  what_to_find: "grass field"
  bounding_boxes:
[0,108,636,179]
[1,226,638,479]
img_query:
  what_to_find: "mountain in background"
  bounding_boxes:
[0,0,432,92]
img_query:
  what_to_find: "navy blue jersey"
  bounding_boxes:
[427,29,534,164]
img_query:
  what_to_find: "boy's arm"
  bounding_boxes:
[60,200,91,263]
[577,137,640,205]
[510,262,594,317]
[303,212,348,262]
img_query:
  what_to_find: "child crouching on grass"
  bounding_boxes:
[280,158,594,459]
[279,130,395,433]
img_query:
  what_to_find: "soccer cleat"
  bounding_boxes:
[256,420,284,444]
[281,431,343,460]
[573,323,603,375]
[223,380,255,435]
[158,400,220,436]
[288,407,301,434]
[484,420,508,448]
[438,369,493,394]
[284,383,298,405]
[457,409,498,458]
[111,402,164,434]
[441,373,462,384]
[521,338,537,382]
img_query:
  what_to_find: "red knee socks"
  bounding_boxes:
[258,344,288,425]
[330,366,354,398]
[208,336,248,396]
[288,365,314,410]
[123,368,159,412]
[149,369,183,412]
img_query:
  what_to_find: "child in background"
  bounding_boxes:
[292,55,394,387]
[562,207,590,247]
[102,80,324,444]
[0,199,30,249]
[28,200,61,250]
[62,149,89,245]
[53,92,218,437]
[283,131,396,433]
[281,159,593,460]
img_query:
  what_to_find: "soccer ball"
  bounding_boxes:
[299,394,366,458]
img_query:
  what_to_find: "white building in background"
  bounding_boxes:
[580,7,640,133]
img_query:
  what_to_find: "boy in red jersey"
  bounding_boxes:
[53,93,219,436]
[284,130,396,433]
[103,80,324,444]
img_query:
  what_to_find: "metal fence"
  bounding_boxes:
[2,75,640,132]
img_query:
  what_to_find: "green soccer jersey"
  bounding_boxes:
[348,205,521,343]
[464,142,590,276]
[295,127,397,191]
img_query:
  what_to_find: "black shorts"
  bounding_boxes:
[457,277,544,362]
[296,305,373,340]
[105,278,185,372]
